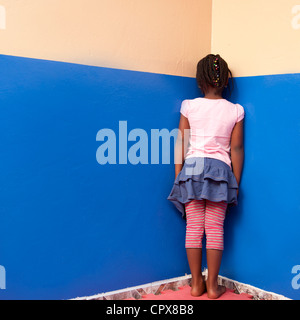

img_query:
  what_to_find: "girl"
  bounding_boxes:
[168,54,244,299]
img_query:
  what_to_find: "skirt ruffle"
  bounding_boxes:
[167,157,238,219]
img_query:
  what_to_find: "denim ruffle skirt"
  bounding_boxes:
[167,157,238,219]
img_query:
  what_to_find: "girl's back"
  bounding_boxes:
[181,97,244,167]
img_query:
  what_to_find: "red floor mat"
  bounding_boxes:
[125,285,253,300]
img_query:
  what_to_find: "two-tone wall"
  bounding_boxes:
[0,0,211,300]
[0,0,299,300]
[211,0,300,300]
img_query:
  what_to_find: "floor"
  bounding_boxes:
[73,273,287,300]
[124,284,253,300]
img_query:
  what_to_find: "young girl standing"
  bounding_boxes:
[168,54,244,299]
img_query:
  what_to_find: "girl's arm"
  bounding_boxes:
[230,120,244,190]
[174,114,190,179]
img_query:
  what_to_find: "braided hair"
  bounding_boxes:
[196,54,233,96]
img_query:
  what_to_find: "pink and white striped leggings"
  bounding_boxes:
[185,199,227,250]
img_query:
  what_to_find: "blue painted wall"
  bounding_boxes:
[221,73,300,300]
[0,54,198,299]
[0,54,299,299]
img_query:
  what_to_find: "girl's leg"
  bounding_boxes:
[185,199,206,296]
[205,200,227,299]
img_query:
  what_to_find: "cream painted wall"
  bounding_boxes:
[0,0,212,77]
[1,1,299,78]
[211,0,300,77]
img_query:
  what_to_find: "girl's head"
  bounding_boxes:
[196,54,233,96]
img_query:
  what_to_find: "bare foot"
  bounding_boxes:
[206,282,226,299]
[190,278,206,297]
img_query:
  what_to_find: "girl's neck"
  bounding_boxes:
[204,93,223,100]
[203,87,223,100]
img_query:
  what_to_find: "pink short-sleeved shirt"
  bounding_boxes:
[180,98,244,168]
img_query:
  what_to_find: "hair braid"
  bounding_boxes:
[196,54,233,96]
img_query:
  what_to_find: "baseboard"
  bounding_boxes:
[71,271,290,300]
